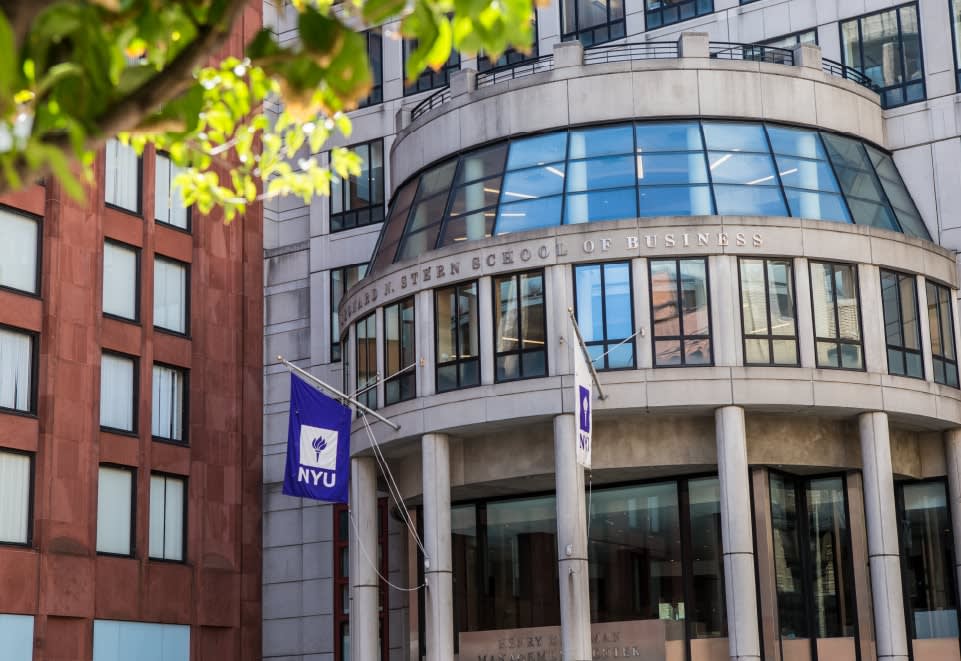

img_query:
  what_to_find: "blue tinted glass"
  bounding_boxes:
[418,160,458,196]
[845,198,900,232]
[637,152,709,185]
[494,196,562,234]
[507,133,569,169]
[569,125,634,159]
[784,189,851,223]
[638,185,714,216]
[713,185,788,216]
[702,122,768,152]
[774,156,841,193]
[606,343,634,369]
[604,263,633,339]
[707,152,778,185]
[501,164,566,198]
[766,126,827,160]
[565,188,637,224]
[635,122,703,152]
[0,615,32,661]
[834,166,886,202]
[566,155,635,192]
[575,265,604,342]
[822,132,873,170]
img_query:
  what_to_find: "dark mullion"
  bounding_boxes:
[829,264,844,368]
[764,259,775,365]
[678,479,695,660]
[762,124,793,218]
[697,122,720,214]
[599,265,609,370]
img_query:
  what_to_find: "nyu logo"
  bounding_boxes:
[297,424,338,487]
[578,385,591,435]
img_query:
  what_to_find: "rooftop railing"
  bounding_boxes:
[583,41,680,64]
[822,57,880,92]
[475,54,555,89]
[709,41,794,65]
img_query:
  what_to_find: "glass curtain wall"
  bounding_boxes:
[769,473,858,661]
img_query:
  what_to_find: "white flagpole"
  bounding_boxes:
[566,308,607,401]
[276,355,402,432]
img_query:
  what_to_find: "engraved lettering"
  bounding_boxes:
[583,240,595,254]
[486,254,497,267]
[682,233,690,247]
[436,264,445,278]
[736,232,746,247]
[645,235,656,248]
[664,234,675,248]
[450,261,460,276]
[410,271,419,286]
[626,235,639,250]
[472,257,481,270]
[556,241,568,257]
[753,232,763,247]
[718,232,729,247]
[697,232,710,246]
[538,245,550,259]
[520,248,532,262]
[401,274,408,289]
[422,267,431,282]
[502,250,514,265]
[600,238,612,252]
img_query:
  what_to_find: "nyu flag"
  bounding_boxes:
[283,373,351,503]
[573,335,593,469]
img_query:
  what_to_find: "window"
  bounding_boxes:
[384,297,416,405]
[561,0,624,46]
[478,16,538,70]
[650,258,712,367]
[635,122,713,217]
[149,474,185,561]
[494,270,547,381]
[355,313,377,410]
[739,258,798,366]
[645,0,713,31]
[403,40,460,95]
[896,480,959,642]
[0,614,33,661]
[435,281,480,392]
[359,29,383,108]
[152,364,186,442]
[331,264,367,362]
[766,125,850,223]
[154,256,188,334]
[330,140,385,232]
[926,280,959,387]
[96,465,134,556]
[769,473,858,647]
[880,270,923,379]
[154,152,189,230]
[0,207,39,294]
[566,125,637,225]
[104,138,141,213]
[574,262,634,370]
[703,122,789,218]
[841,4,924,108]
[103,240,139,321]
[0,327,36,413]
[0,449,32,545]
[100,352,136,432]
[93,621,188,661]
[953,0,961,89]
[810,262,863,370]
[760,29,818,48]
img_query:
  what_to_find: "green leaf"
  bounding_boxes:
[0,13,15,107]
[362,0,408,26]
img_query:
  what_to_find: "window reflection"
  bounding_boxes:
[355,313,377,410]
[810,262,863,370]
[880,270,923,379]
[574,262,635,370]
[561,0,625,45]
[739,258,798,366]
[494,270,547,381]
[650,258,712,366]
[926,281,959,388]
[435,281,480,392]
[384,297,416,405]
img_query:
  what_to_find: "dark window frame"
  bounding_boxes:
[358,29,384,108]
[927,279,960,388]
[100,350,140,435]
[402,40,461,96]
[330,139,385,233]
[951,0,961,91]
[645,0,714,32]
[355,312,378,411]
[737,257,800,367]
[880,269,924,379]
[383,296,417,406]
[573,261,637,371]
[0,322,40,416]
[104,140,144,217]
[96,463,137,558]
[0,447,35,548]
[331,263,368,363]
[103,238,142,324]
[0,203,42,298]
[649,257,714,368]
[148,471,188,563]
[153,150,192,233]
[561,0,624,46]
[493,269,548,383]
[478,15,539,71]
[808,261,865,371]
[153,254,191,338]
[434,280,481,392]
[760,28,820,47]
[151,362,189,445]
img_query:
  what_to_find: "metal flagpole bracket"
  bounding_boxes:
[276,355,402,432]
[566,308,607,401]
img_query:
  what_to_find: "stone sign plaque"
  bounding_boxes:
[458,619,685,661]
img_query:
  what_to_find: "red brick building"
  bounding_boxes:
[0,6,263,659]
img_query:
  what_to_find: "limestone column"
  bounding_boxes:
[349,456,379,661]
[553,414,592,661]
[859,411,909,661]
[715,406,761,661]
[422,433,453,660]
[944,429,961,622]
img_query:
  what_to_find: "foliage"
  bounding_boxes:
[0,0,536,220]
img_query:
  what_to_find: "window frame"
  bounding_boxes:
[434,280,481,392]
[573,261,637,371]
[737,257,800,367]
[645,0,714,32]
[151,362,189,445]
[560,0,625,46]
[358,29,384,108]
[649,257,714,368]
[0,204,42,297]
[104,138,144,216]
[96,463,137,558]
[493,269,548,383]
[402,40,461,96]
[839,3,926,109]
[102,239,141,324]
[879,269,924,380]
[100,350,139,435]
[329,139,385,233]
[148,471,187,563]
[331,264,368,363]
[153,151,192,233]
[355,312,378,411]
[383,296,417,406]
[0,447,35,547]
[927,279,960,388]
[808,261,865,371]
[153,255,190,337]
[0,323,39,416]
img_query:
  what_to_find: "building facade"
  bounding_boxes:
[0,6,264,660]
[262,2,961,661]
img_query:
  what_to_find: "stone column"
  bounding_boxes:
[422,433,453,660]
[859,411,909,661]
[944,429,961,620]
[553,413,592,660]
[349,456,380,661]
[715,406,761,661]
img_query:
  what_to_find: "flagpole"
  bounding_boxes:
[276,355,402,432]
[567,308,607,401]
